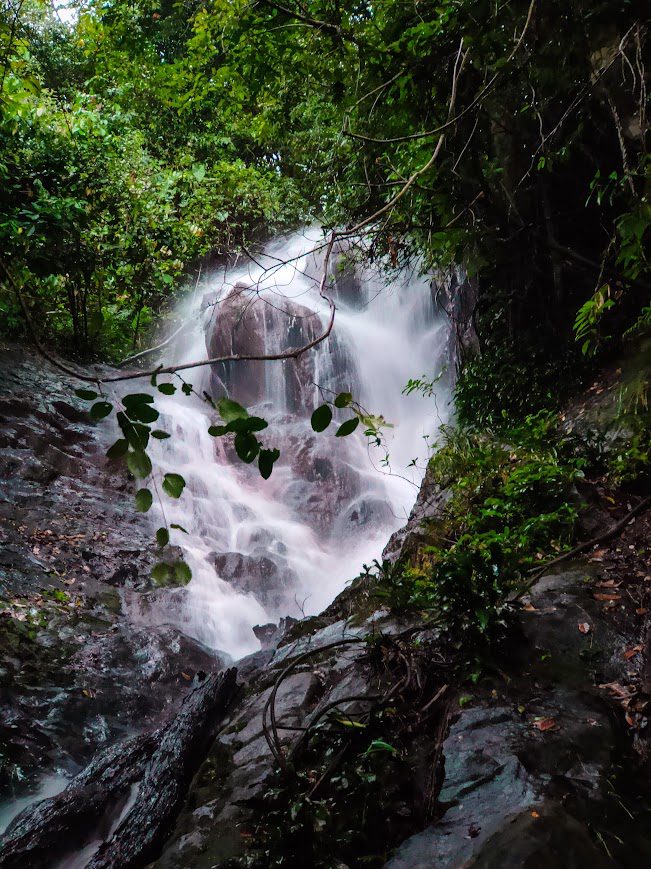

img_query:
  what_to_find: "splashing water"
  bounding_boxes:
[128,230,450,660]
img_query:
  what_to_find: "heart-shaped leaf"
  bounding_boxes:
[311,404,332,432]
[135,488,153,512]
[162,472,185,498]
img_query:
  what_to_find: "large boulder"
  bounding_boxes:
[204,283,323,411]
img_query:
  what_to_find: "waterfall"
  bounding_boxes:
[126,230,450,660]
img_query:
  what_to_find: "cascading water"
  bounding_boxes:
[126,230,450,660]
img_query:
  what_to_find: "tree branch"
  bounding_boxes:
[1,232,338,386]
[343,0,536,146]
[259,0,359,45]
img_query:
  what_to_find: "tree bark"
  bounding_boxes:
[0,669,239,869]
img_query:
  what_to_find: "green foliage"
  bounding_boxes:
[0,0,305,359]
[375,412,585,647]
[574,286,616,356]
[454,342,582,429]
[161,473,185,499]
[311,404,332,432]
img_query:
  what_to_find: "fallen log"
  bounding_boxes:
[0,669,239,869]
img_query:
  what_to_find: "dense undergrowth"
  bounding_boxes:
[374,411,584,646]
[375,361,650,652]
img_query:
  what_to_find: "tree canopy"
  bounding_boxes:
[0,0,648,365]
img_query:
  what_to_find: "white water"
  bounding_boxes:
[129,230,450,660]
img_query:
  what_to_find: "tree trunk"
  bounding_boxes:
[0,669,239,869]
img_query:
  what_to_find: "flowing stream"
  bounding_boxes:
[126,230,450,660]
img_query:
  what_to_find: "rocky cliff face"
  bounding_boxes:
[0,344,223,826]
[2,342,650,867]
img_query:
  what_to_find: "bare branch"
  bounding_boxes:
[1,232,338,386]
[343,0,536,146]
[339,39,469,238]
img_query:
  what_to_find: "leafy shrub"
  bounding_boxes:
[454,342,583,429]
[376,412,585,647]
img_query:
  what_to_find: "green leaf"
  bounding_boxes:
[122,393,154,408]
[311,404,332,432]
[150,368,162,387]
[227,416,268,434]
[173,560,192,584]
[126,403,159,424]
[117,413,151,449]
[135,488,153,512]
[335,417,359,437]
[151,562,171,585]
[90,401,113,420]
[181,383,193,395]
[218,397,248,423]
[157,383,176,395]
[208,425,229,437]
[334,392,352,408]
[75,388,98,401]
[151,430,171,439]
[259,447,280,479]
[126,449,152,478]
[156,526,169,547]
[171,523,188,534]
[106,438,129,459]
[234,432,259,463]
[162,472,185,498]
[364,739,397,756]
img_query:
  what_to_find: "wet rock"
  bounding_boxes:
[388,564,636,867]
[0,670,238,869]
[0,346,221,811]
[383,463,451,563]
[252,623,277,649]
[431,266,479,369]
[204,284,321,410]
[209,551,296,611]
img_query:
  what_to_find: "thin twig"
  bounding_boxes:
[1,232,338,386]
[344,0,536,146]
[515,495,651,597]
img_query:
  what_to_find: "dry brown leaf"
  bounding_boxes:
[532,717,557,732]
[594,592,621,601]
[523,603,537,612]
[599,681,635,698]
[635,607,648,616]
[578,622,591,634]
[623,646,643,660]
[181,672,192,681]
[596,579,621,588]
